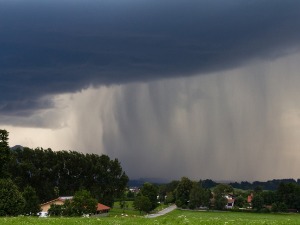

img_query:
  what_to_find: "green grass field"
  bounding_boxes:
[1,210,300,225]
[112,201,170,216]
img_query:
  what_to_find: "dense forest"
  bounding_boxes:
[0,130,128,207]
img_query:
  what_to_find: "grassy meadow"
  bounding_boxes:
[112,201,170,216]
[1,209,300,225]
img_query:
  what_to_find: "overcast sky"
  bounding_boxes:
[1,0,300,181]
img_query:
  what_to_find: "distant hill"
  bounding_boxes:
[129,177,300,191]
[229,178,300,191]
[128,178,169,187]
[10,145,24,151]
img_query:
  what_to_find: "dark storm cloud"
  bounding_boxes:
[1,0,300,115]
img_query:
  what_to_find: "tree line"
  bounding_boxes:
[0,129,128,216]
[132,177,300,213]
[229,179,300,191]
[2,129,300,216]
[193,178,300,191]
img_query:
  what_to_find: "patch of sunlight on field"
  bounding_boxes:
[1,210,300,225]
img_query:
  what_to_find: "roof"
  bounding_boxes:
[97,203,110,211]
[41,196,110,212]
[40,196,73,206]
[247,195,253,203]
[247,193,253,203]
[59,196,73,201]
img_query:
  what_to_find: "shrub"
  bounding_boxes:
[0,179,25,216]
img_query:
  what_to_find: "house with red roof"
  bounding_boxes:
[247,193,253,208]
[224,194,235,209]
[40,196,73,212]
[96,203,110,214]
[40,196,110,215]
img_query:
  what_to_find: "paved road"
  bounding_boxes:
[145,204,177,218]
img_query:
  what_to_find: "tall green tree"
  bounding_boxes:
[234,196,246,208]
[86,155,128,207]
[276,182,300,209]
[189,182,211,209]
[252,194,264,211]
[133,195,152,214]
[158,184,167,203]
[0,179,25,216]
[0,129,11,178]
[213,184,233,210]
[165,191,175,204]
[189,182,202,209]
[71,189,97,216]
[175,177,193,208]
[0,129,9,148]
[22,186,41,215]
[214,196,228,210]
[213,184,234,197]
[140,182,158,211]
[260,190,275,205]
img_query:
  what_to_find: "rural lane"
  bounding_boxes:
[145,204,177,218]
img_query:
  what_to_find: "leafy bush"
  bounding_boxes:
[48,204,63,216]
[133,195,152,214]
[0,179,25,216]
[48,190,97,216]
[22,186,41,215]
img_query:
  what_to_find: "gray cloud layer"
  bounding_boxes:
[1,0,300,116]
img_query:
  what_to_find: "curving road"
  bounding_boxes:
[145,204,177,218]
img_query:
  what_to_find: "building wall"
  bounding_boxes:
[40,199,64,212]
